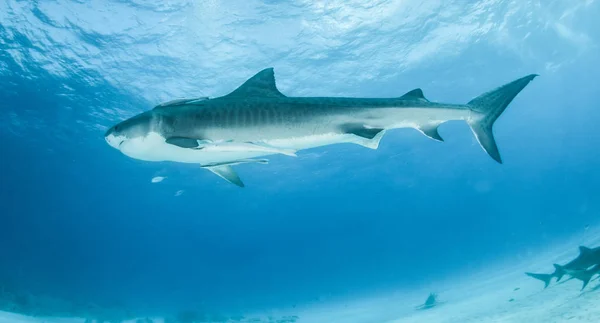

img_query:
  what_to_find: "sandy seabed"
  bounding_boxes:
[2,229,600,323]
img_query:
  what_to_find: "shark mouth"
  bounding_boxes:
[105,134,126,150]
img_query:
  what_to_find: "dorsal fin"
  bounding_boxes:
[399,88,427,101]
[579,246,592,255]
[225,68,285,98]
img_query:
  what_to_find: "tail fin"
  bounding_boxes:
[467,74,538,163]
[553,264,566,282]
[525,272,553,288]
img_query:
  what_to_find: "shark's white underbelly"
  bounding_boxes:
[119,131,377,165]
[263,132,367,151]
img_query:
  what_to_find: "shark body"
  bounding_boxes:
[564,264,600,291]
[415,293,443,310]
[105,68,536,186]
[526,246,600,289]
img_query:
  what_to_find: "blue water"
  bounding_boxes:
[1,0,599,321]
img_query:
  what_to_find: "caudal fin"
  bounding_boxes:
[525,272,553,288]
[467,74,538,163]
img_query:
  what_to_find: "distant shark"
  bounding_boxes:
[105,68,536,187]
[415,293,443,310]
[526,246,600,289]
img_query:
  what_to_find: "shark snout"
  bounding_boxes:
[105,126,125,150]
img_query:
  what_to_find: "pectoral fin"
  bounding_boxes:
[341,124,385,140]
[201,158,269,187]
[166,137,214,149]
[205,165,244,187]
[166,137,201,149]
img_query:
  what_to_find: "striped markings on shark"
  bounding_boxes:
[526,246,600,291]
[105,68,537,187]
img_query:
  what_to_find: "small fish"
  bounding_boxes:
[174,190,184,196]
[151,176,166,183]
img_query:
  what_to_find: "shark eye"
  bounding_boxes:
[114,125,120,132]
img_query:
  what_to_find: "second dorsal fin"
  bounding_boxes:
[224,68,286,98]
[400,88,427,101]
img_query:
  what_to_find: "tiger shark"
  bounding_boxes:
[105,68,536,187]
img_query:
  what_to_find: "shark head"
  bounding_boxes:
[105,111,162,160]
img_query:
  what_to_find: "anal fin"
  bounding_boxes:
[418,125,444,142]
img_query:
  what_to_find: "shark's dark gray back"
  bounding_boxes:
[148,68,443,141]
[564,246,600,270]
